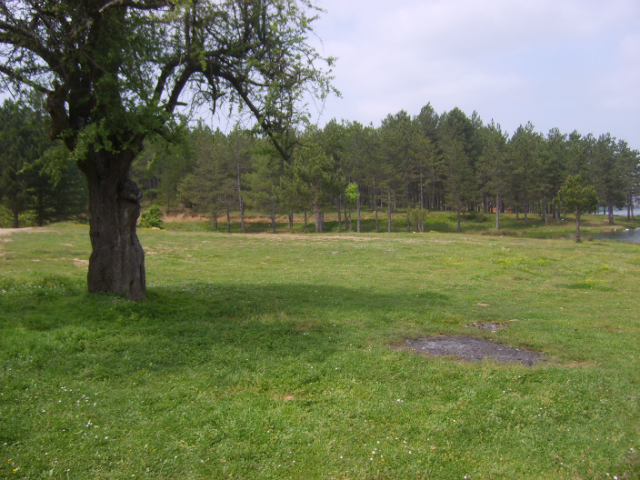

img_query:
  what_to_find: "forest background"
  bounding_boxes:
[1,97,639,232]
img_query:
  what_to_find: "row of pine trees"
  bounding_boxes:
[0,99,87,228]
[132,104,640,232]
[2,97,638,231]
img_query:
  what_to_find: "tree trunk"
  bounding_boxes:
[237,163,245,233]
[288,211,293,232]
[12,207,19,228]
[496,192,500,231]
[420,171,424,210]
[373,178,378,231]
[225,195,231,232]
[271,202,276,233]
[343,195,349,231]
[357,190,361,233]
[524,201,528,224]
[304,209,308,231]
[406,184,411,232]
[38,190,45,227]
[337,196,342,232]
[608,201,614,225]
[542,199,549,225]
[313,202,321,232]
[387,189,392,233]
[575,207,581,242]
[83,159,146,301]
[456,189,461,233]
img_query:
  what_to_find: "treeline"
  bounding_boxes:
[133,104,640,232]
[2,98,638,232]
[0,99,87,228]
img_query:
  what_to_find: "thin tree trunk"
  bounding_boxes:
[387,189,392,233]
[38,190,45,227]
[608,201,614,225]
[432,177,437,211]
[456,189,461,233]
[576,207,581,242]
[516,205,519,221]
[543,199,549,225]
[337,196,342,232]
[357,189,361,233]
[524,201,528,224]
[373,178,379,231]
[237,163,245,234]
[420,171,424,210]
[313,203,321,232]
[271,202,276,233]
[496,192,500,231]
[304,209,308,232]
[344,195,349,230]
[406,184,411,232]
[225,195,231,233]
[288,211,293,232]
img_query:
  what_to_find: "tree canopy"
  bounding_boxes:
[1,0,336,299]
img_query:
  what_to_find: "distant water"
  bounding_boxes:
[610,207,640,218]
[592,229,640,243]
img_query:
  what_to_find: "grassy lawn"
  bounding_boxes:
[163,209,639,239]
[1,220,639,479]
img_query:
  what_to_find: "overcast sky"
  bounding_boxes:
[307,0,640,149]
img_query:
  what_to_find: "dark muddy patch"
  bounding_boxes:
[398,336,544,366]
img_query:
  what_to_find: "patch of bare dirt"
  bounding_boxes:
[162,212,209,222]
[73,258,89,268]
[471,322,508,330]
[0,227,53,234]
[398,336,544,366]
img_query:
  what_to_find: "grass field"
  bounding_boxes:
[162,209,639,240]
[1,215,639,479]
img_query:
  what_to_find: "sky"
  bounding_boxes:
[306,0,640,149]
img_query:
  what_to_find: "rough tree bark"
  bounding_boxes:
[79,150,145,300]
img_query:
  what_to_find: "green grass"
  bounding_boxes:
[162,209,640,239]
[1,222,639,479]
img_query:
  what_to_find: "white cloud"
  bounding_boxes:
[310,0,640,148]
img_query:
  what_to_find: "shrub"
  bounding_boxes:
[139,205,164,229]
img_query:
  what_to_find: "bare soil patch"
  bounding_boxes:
[472,322,508,330]
[398,336,544,366]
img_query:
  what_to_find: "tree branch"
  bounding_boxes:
[0,64,52,94]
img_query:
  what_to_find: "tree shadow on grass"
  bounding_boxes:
[0,281,450,380]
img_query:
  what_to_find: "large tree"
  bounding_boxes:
[0,0,335,299]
